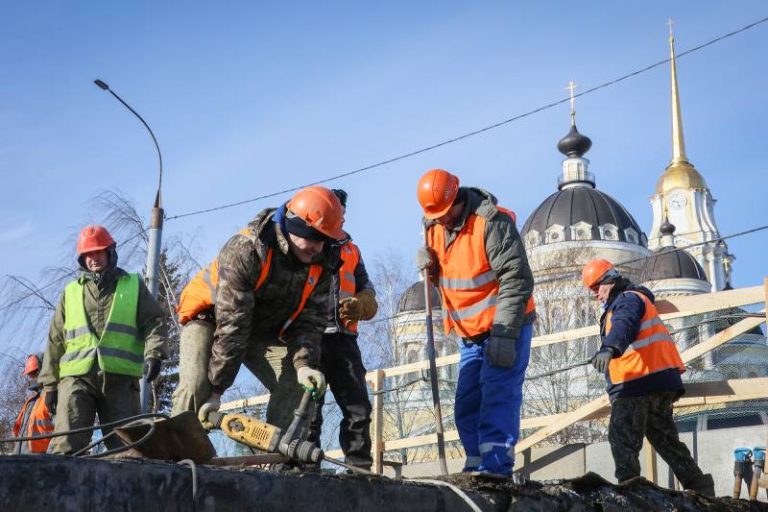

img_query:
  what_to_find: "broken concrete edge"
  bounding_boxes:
[2,456,767,511]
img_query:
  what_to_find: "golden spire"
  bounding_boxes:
[655,20,707,194]
[668,18,687,164]
[567,80,577,126]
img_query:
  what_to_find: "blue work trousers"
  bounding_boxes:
[455,322,532,475]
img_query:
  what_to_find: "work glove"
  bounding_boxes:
[415,246,437,271]
[297,367,326,399]
[197,393,222,430]
[339,289,379,327]
[591,348,614,374]
[485,336,517,368]
[143,357,162,383]
[44,389,57,415]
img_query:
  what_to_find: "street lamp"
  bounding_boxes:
[93,79,164,298]
[94,79,164,412]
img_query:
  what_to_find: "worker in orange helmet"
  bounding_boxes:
[416,169,536,477]
[12,354,54,453]
[38,225,168,455]
[582,258,714,496]
[172,186,345,434]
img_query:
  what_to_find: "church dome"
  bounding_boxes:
[522,118,647,248]
[397,281,441,313]
[655,160,707,195]
[522,186,648,247]
[643,246,708,282]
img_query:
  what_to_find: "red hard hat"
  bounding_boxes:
[76,225,116,256]
[582,258,619,289]
[23,354,41,376]
[417,169,460,219]
[286,186,346,240]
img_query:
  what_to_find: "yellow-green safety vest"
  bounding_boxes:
[60,273,144,378]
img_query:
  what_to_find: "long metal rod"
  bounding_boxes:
[422,229,448,475]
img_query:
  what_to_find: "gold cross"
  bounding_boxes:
[566,80,577,124]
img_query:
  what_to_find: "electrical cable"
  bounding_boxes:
[177,458,199,511]
[410,478,483,512]
[165,16,768,221]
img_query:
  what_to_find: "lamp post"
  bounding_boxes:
[94,79,163,413]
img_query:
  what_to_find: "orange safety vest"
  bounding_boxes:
[13,391,53,453]
[428,206,535,338]
[177,229,323,336]
[604,291,685,385]
[338,241,361,333]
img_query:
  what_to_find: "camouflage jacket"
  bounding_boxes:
[209,207,341,394]
[39,267,169,389]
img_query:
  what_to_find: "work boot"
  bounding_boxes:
[683,473,715,497]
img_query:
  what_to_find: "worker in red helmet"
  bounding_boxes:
[12,354,54,453]
[582,259,714,496]
[172,186,345,435]
[416,169,536,477]
[38,225,168,455]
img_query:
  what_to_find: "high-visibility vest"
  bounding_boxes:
[13,391,53,453]
[428,206,535,338]
[61,273,143,378]
[338,242,361,333]
[176,232,323,337]
[604,291,686,385]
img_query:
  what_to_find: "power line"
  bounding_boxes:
[166,15,768,221]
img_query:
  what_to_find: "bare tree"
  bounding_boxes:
[0,355,28,453]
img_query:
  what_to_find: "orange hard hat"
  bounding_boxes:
[23,354,42,376]
[582,258,620,290]
[417,169,460,219]
[76,225,116,256]
[286,186,346,240]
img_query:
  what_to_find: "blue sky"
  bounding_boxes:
[1,2,767,355]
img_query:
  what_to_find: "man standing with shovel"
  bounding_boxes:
[416,169,535,478]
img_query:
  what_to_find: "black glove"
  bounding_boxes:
[485,336,517,368]
[44,389,57,415]
[591,348,614,374]
[143,357,162,382]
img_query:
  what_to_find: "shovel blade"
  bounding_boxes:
[114,411,216,463]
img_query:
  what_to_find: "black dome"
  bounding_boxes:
[521,187,647,246]
[643,247,708,282]
[397,281,442,313]
[557,124,592,158]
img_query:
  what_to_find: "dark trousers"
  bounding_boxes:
[609,390,704,485]
[308,332,372,468]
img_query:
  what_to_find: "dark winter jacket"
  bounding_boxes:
[209,207,341,394]
[599,282,684,400]
[325,240,375,335]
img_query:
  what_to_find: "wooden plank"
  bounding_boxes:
[371,369,385,474]
[677,311,764,364]
[220,394,270,412]
[644,440,657,484]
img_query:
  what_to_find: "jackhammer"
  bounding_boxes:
[205,390,371,475]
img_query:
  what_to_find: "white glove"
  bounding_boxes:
[197,393,221,429]
[297,367,326,398]
[415,246,436,271]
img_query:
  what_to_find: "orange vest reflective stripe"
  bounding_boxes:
[338,242,361,333]
[13,392,53,453]
[176,229,323,337]
[605,291,685,385]
[428,206,535,338]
